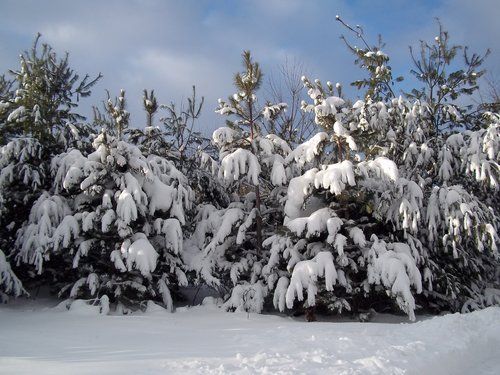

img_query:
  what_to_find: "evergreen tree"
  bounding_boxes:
[215,51,287,254]
[265,79,424,320]
[0,35,101,294]
[265,18,499,318]
[105,89,129,140]
[0,248,26,302]
[407,20,489,132]
[15,89,194,311]
[186,51,289,312]
[0,34,101,145]
[143,89,158,129]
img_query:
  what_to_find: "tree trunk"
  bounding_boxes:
[249,99,262,255]
[255,185,262,255]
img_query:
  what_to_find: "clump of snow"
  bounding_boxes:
[286,251,337,309]
[223,282,267,313]
[285,132,329,167]
[358,156,399,182]
[116,190,137,225]
[265,134,292,154]
[262,103,287,121]
[203,207,244,254]
[212,127,238,147]
[284,168,317,220]
[122,235,159,277]
[273,276,289,312]
[157,278,174,312]
[284,161,356,220]
[219,148,261,185]
[270,157,287,186]
[143,176,174,215]
[367,235,422,321]
[315,96,345,115]
[286,207,334,238]
[315,160,356,194]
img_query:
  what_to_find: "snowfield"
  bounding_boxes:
[0,301,499,375]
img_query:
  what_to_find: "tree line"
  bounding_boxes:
[0,19,498,320]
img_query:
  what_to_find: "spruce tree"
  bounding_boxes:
[266,78,424,320]
[15,90,194,312]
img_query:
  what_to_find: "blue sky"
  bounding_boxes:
[0,0,498,133]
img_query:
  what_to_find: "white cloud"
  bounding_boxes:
[41,23,81,45]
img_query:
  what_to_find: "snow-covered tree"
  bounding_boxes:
[104,89,130,140]
[14,128,194,311]
[127,86,207,170]
[0,248,26,302]
[359,97,499,313]
[0,137,48,292]
[185,51,290,312]
[0,35,101,296]
[127,87,226,210]
[264,81,426,320]
[406,20,490,132]
[0,34,100,145]
[271,18,499,317]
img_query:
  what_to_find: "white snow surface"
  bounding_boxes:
[0,300,499,375]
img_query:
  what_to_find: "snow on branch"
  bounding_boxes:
[219,148,261,185]
[286,207,335,239]
[284,161,356,220]
[357,156,398,182]
[367,235,422,321]
[204,207,245,254]
[285,132,329,167]
[223,281,267,313]
[0,249,26,302]
[315,160,356,194]
[212,127,239,147]
[121,234,159,277]
[285,251,337,309]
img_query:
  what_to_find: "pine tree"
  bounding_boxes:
[215,51,287,254]
[143,89,158,129]
[406,20,489,132]
[0,35,101,295]
[105,89,129,140]
[186,51,289,312]
[0,34,101,145]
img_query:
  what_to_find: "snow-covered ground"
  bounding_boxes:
[0,299,499,375]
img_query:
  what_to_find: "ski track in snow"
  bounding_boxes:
[0,302,499,375]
